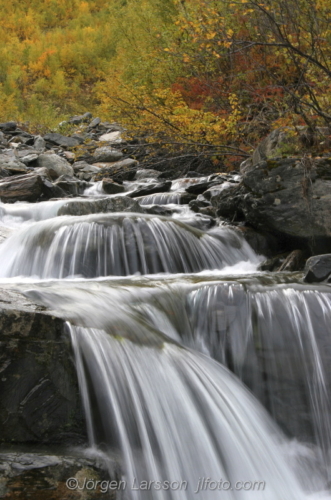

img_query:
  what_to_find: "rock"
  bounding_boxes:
[241,127,330,173]
[93,147,123,163]
[0,449,119,499]
[58,196,144,216]
[0,158,28,175]
[63,151,75,161]
[34,135,46,150]
[258,254,290,272]
[185,180,222,195]
[36,153,74,179]
[235,226,277,257]
[304,254,331,283]
[0,286,84,443]
[88,117,101,128]
[102,179,125,194]
[54,175,89,196]
[0,174,44,203]
[189,198,211,213]
[143,205,174,217]
[20,153,39,165]
[129,181,172,198]
[0,122,16,131]
[95,158,139,183]
[135,169,160,180]
[98,131,122,143]
[241,157,331,252]
[185,171,205,178]
[43,133,81,148]
[68,112,93,125]
[277,249,305,271]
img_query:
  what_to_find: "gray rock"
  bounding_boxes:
[102,178,125,194]
[0,174,44,203]
[36,153,74,178]
[277,249,305,272]
[95,158,139,183]
[43,133,81,148]
[34,135,46,150]
[0,286,84,444]
[135,169,160,180]
[54,175,89,196]
[0,122,16,131]
[186,180,222,195]
[304,254,331,283]
[129,181,171,198]
[0,158,28,175]
[20,153,39,165]
[93,147,123,163]
[88,117,101,128]
[58,196,143,216]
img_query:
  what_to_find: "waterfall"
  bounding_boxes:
[0,213,259,278]
[137,193,183,205]
[69,324,307,500]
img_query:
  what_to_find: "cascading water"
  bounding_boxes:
[1,171,331,499]
[0,213,258,278]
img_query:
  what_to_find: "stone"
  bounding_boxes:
[0,122,16,132]
[43,133,81,148]
[88,117,101,128]
[0,286,84,443]
[98,131,122,143]
[304,254,331,283]
[0,449,120,499]
[0,158,28,175]
[129,181,172,198]
[93,147,123,163]
[135,169,160,180]
[36,154,74,179]
[94,158,139,183]
[102,178,125,194]
[185,180,223,195]
[54,175,89,196]
[34,135,46,150]
[20,153,39,165]
[0,174,44,203]
[58,196,144,216]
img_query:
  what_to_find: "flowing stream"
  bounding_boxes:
[0,172,330,498]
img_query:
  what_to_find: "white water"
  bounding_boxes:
[0,172,330,499]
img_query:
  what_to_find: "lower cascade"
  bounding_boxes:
[0,172,330,499]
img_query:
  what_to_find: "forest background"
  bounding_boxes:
[1,0,330,166]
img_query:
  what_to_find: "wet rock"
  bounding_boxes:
[235,226,277,258]
[277,249,305,272]
[143,205,174,217]
[241,157,331,252]
[102,179,125,194]
[304,254,331,283]
[129,181,171,198]
[58,196,143,216]
[36,154,74,179]
[0,448,120,499]
[185,180,222,195]
[54,175,89,196]
[188,198,211,213]
[0,287,85,444]
[258,253,292,271]
[93,147,123,163]
[0,174,44,203]
[44,133,82,149]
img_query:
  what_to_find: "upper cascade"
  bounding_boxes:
[0,213,259,279]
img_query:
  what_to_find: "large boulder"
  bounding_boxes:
[43,133,82,148]
[0,174,44,203]
[212,157,331,253]
[36,153,74,178]
[0,287,84,444]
